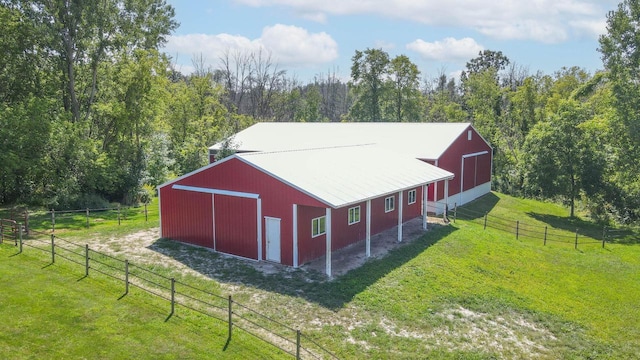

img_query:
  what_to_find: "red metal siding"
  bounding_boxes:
[161,157,327,267]
[463,156,477,191]
[431,126,492,201]
[371,195,398,235]
[296,190,422,265]
[331,202,367,250]
[214,195,258,259]
[476,153,491,184]
[297,205,327,265]
[402,187,422,220]
[160,189,213,248]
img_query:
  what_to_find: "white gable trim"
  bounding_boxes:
[172,184,260,199]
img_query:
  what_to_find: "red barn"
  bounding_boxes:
[158,145,453,276]
[210,122,492,212]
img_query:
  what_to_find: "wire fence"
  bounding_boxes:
[0,204,152,236]
[450,205,634,248]
[7,229,339,359]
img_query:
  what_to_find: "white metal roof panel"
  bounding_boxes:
[210,122,472,160]
[236,144,454,208]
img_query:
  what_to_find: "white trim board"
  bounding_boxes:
[172,184,259,199]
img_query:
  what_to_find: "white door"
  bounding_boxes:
[265,217,281,263]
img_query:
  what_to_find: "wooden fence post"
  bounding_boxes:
[228,295,233,341]
[85,244,89,276]
[602,226,607,249]
[51,209,55,233]
[170,278,175,316]
[118,205,121,226]
[18,223,23,253]
[544,226,547,246]
[86,208,90,228]
[296,329,301,360]
[574,229,579,250]
[125,260,129,295]
[51,234,55,263]
[516,221,519,240]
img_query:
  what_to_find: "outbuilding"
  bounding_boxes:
[209,122,492,212]
[158,144,453,276]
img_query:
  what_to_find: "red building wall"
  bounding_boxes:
[160,190,213,248]
[295,187,423,266]
[428,126,492,202]
[296,205,327,265]
[214,195,258,259]
[161,158,431,267]
[160,157,327,266]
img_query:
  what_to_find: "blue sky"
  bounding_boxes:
[163,0,620,83]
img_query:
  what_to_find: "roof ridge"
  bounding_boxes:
[239,143,377,156]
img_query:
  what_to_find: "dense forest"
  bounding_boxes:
[1,0,639,225]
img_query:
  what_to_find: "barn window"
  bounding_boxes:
[312,216,326,237]
[385,196,395,213]
[348,206,360,225]
[408,189,417,204]
[468,130,472,140]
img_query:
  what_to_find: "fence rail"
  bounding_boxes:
[1,204,152,235]
[7,232,338,359]
[451,205,628,249]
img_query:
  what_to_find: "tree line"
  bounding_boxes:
[1,0,638,225]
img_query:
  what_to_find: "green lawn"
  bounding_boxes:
[0,245,288,359]
[2,192,639,359]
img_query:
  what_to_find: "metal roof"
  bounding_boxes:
[235,144,454,208]
[210,122,474,160]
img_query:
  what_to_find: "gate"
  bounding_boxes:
[0,219,21,245]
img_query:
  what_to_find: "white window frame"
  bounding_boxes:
[385,196,395,213]
[408,189,417,205]
[312,216,326,238]
[348,206,361,225]
[468,129,472,140]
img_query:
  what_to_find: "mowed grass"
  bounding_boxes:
[0,245,288,359]
[330,193,640,358]
[2,192,639,359]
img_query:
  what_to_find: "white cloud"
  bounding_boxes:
[569,19,608,38]
[164,24,338,72]
[407,37,483,62]
[233,0,615,43]
[260,24,338,66]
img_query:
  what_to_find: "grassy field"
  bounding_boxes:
[1,193,639,359]
[0,246,288,359]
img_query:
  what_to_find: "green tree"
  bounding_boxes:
[0,4,55,204]
[349,48,390,121]
[461,50,510,82]
[522,100,604,217]
[386,55,423,122]
[599,0,640,222]
[425,73,467,123]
